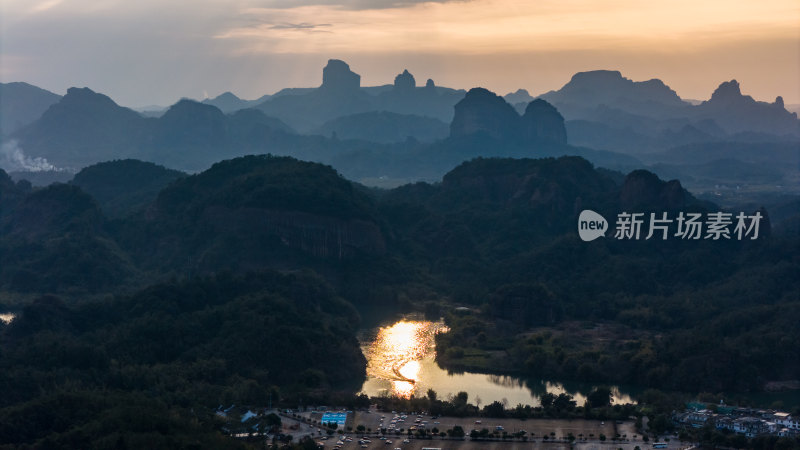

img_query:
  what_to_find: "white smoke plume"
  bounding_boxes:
[0,140,67,173]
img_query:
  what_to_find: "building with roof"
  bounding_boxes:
[321,412,350,429]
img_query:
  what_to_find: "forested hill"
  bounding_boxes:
[0,154,798,446]
[0,272,365,448]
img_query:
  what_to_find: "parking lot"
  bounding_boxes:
[287,409,677,450]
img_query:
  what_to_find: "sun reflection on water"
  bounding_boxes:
[361,319,637,406]
[364,320,449,399]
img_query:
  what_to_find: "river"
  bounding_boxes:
[358,318,636,407]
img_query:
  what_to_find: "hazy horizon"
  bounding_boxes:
[2,0,798,108]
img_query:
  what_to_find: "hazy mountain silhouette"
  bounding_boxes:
[641,141,799,192]
[695,80,799,135]
[11,92,296,172]
[0,82,62,137]
[315,111,449,143]
[256,60,375,131]
[522,99,568,144]
[202,91,272,114]
[11,87,152,168]
[370,69,465,123]
[649,157,783,187]
[504,89,535,113]
[450,88,522,140]
[155,99,228,151]
[7,80,638,185]
[256,62,464,131]
[450,88,566,145]
[6,65,796,197]
[540,71,800,153]
[150,100,298,171]
[540,70,689,119]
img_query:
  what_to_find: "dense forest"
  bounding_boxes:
[0,272,364,448]
[0,154,798,447]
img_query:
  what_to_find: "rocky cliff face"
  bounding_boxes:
[620,169,686,210]
[544,70,687,109]
[450,88,567,145]
[321,59,361,92]
[394,69,416,90]
[696,80,799,135]
[521,99,567,144]
[449,88,522,140]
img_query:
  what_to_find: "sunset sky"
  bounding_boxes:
[1,0,798,108]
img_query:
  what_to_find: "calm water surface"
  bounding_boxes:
[359,319,635,406]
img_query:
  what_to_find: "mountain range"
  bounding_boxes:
[2,60,798,203]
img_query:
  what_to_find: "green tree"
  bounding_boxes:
[427,389,438,403]
[586,387,612,408]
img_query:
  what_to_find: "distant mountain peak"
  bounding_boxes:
[0,81,62,135]
[168,97,222,112]
[540,69,687,118]
[568,70,625,85]
[709,80,743,102]
[425,78,436,88]
[522,99,567,144]
[66,86,96,96]
[321,59,360,92]
[450,88,567,145]
[504,89,534,106]
[214,92,241,101]
[450,87,520,139]
[620,169,687,210]
[394,69,416,90]
[699,80,798,135]
[62,87,121,109]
